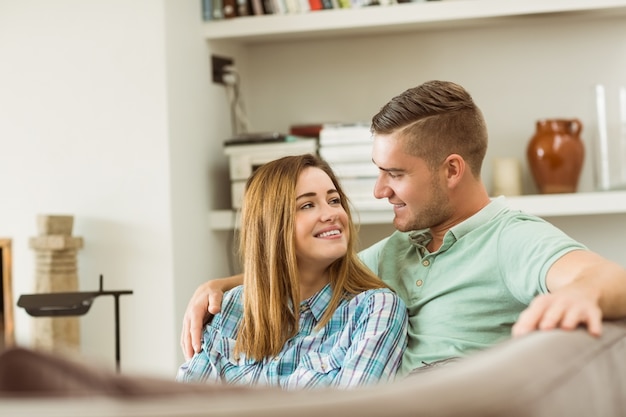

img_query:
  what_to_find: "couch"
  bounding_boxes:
[1,319,625,417]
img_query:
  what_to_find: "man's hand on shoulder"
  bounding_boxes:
[180,280,225,361]
[180,274,244,360]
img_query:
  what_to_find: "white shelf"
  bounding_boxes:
[205,0,626,231]
[209,190,626,230]
[504,191,626,217]
[203,0,626,44]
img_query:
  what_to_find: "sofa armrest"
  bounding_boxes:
[1,320,625,417]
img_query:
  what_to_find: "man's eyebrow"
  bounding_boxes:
[381,167,404,172]
[372,159,404,173]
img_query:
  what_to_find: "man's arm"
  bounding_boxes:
[512,250,626,337]
[180,274,243,360]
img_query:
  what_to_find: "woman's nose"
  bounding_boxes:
[320,206,339,222]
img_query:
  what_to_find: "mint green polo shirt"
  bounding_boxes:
[358,197,587,376]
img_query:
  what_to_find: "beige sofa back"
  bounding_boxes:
[1,320,625,417]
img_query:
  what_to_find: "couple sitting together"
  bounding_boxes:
[177,80,626,389]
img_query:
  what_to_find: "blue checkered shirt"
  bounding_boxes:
[177,283,407,389]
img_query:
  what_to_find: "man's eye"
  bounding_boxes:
[388,172,399,179]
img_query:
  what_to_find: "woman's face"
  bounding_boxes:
[294,167,349,272]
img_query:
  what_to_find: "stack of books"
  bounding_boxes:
[318,123,390,211]
[202,0,417,20]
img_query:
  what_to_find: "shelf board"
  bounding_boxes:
[203,0,626,44]
[209,190,626,230]
[504,190,626,218]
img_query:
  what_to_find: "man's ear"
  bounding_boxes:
[443,154,465,188]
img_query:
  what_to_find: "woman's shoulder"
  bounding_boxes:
[224,284,244,299]
[349,287,406,310]
[337,288,407,331]
[213,285,244,324]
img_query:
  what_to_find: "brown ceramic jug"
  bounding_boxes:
[526,119,584,194]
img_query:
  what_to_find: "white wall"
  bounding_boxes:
[163,0,235,370]
[0,0,229,376]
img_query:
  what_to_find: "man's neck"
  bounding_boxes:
[427,184,491,252]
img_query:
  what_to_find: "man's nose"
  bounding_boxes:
[373,176,390,199]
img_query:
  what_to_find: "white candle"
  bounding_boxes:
[492,157,523,196]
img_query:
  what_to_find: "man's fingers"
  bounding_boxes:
[513,293,604,338]
[180,317,192,361]
[512,311,539,337]
[208,291,223,315]
[180,295,212,361]
[586,314,603,337]
[512,295,549,337]
[180,280,228,359]
[560,306,603,336]
[537,302,568,331]
[189,313,204,356]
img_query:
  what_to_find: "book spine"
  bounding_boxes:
[223,0,237,18]
[251,0,265,14]
[298,0,311,12]
[289,123,324,138]
[202,0,213,20]
[324,162,378,178]
[319,125,373,146]
[272,0,288,14]
[339,177,379,195]
[262,0,274,13]
[284,0,300,13]
[237,0,251,15]
[212,0,225,19]
[319,144,373,163]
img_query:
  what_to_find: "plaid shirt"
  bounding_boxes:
[177,283,407,390]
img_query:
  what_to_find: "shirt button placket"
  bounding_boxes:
[417,258,430,287]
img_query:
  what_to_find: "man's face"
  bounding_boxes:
[372,133,452,232]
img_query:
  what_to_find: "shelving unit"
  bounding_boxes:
[203,0,626,43]
[209,190,626,230]
[205,0,626,233]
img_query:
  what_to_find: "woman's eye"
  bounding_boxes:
[329,197,341,205]
[300,202,314,210]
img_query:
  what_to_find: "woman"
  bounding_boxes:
[177,154,407,389]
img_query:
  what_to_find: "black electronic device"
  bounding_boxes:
[17,275,133,371]
[223,132,288,146]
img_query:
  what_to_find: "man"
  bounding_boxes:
[182,80,626,376]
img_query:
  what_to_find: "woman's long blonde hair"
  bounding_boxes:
[235,153,389,361]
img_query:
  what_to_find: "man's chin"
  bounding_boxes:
[393,217,412,233]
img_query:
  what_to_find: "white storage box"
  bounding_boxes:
[224,137,318,209]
